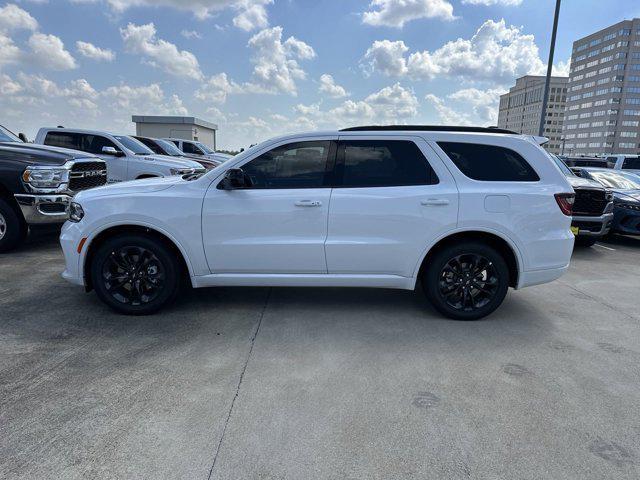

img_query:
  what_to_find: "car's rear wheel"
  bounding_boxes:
[0,198,27,253]
[422,242,510,321]
[91,234,181,315]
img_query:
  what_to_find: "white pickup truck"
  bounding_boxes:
[35,128,205,183]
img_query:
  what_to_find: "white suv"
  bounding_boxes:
[35,128,205,183]
[60,126,575,320]
[606,154,640,174]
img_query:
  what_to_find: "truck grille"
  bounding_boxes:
[69,161,108,192]
[573,188,608,216]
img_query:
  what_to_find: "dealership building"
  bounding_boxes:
[132,116,219,150]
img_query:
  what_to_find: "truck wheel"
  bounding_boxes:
[0,198,27,253]
[90,234,181,315]
[575,236,597,247]
[422,242,509,321]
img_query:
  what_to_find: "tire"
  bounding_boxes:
[574,236,598,247]
[0,198,27,253]
[422,242,510,321]
[90,234,181,315]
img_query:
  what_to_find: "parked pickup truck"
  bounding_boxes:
[0,125,107,252]
[35,128,205,183]
[550,154,613,247]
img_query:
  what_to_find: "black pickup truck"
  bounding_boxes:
[0,125,107,252]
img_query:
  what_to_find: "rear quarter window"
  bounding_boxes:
[437,142,540,182]
[622,157,640,169]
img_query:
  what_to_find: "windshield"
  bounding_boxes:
[588,170,640,190]
[0,125,22,143]
[195,142,215,154]
[114,135,154,155]
[549,154,574,176]
[155,139,185,156]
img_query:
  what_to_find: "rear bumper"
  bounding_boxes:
[517,263,570,289]
[14,194,71,225]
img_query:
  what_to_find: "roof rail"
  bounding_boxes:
[340,125,519,134]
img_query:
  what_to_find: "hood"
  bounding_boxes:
[566,175,605,190]
[142,154,203,169]
[74,175,183,201]
[612,189,640,203]
[0,141,98,165]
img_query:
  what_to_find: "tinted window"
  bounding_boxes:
[79,135,120,155]
[134,136,163,154]
[182,142,202,155]
[338,140,436,187]
[114,136,153,155]
[241,141,331,189]
[0,125,21,143]
[45,132,80,150]
[438,142,540,181]
[622,157,640,169]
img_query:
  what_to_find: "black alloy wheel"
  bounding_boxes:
[92,234,180,315]
[437,253,499,312]
[423,242,509,321]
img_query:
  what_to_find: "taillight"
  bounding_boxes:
[555,193,575,216]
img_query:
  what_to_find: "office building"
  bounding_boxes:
[497,75,568,154]
[562,19,640,156]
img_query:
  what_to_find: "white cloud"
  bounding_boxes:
[72,0,273,29]
[552,59,570,77]
[195,72,246,104]
[363,19,546,84]
[363,0,455,28]
[0,34,22,68]
[76,41,115,61]
[425,94,472,125]
[181,29,202,40]
[233,0,272,31]
[0,73,23,95]
[120,23,203,80]
[0,4,38,32]
[425,86,506,125]
[245,26,315,95]
[319,74,349,98]
[462,0,523,5]
[28,33,77,70]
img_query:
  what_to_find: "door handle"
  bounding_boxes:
[421,199,450,207]
[295,200,322,207]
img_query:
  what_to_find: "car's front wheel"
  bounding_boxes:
[422,242,510,321]
[0,198,27,253]
[91,234,181,315]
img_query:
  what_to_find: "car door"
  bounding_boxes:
[325,136,459,277]
[202,138,337,274]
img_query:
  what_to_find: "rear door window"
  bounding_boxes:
[44,132,81,150]
[622,157,640,169]
[336,140,438,187]
[437,142,540,181]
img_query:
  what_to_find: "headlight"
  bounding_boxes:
[22,166,69,189]
[68,202,84,222]
[170,168,195,176]
[618,202,640,211]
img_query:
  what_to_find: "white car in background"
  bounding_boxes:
[35,128,205,183]
[60,126,575,320]
[165,138,232,164]
[606,154,640,175]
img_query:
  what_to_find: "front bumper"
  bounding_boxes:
[572,212,614,237]
[14,194,71,225]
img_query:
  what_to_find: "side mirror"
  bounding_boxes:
[219,168,246,190]
[18,133,28,143]
[102,146,124,157]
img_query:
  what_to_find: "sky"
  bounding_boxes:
[1,0,639,150]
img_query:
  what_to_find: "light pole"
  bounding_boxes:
[538,0,562,137]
